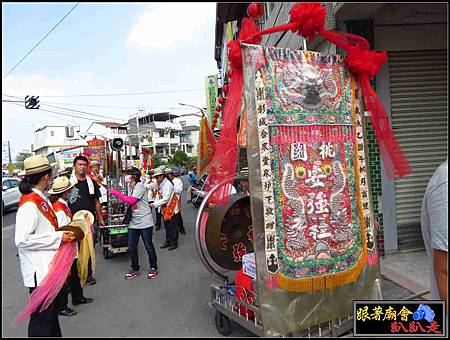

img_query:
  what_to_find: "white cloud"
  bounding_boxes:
[127,3,216,50]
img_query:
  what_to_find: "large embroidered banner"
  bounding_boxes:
[248,46,371,292]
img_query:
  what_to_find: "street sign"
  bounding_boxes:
[7,163,14,174]
[205,74,218,123]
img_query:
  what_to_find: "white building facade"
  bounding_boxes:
[32,125,87,157]
[128,111,201,162]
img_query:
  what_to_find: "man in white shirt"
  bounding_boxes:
[144,170,161,230]
[421,160,448,307]
[165,168,186,235]
[150,167,180,250]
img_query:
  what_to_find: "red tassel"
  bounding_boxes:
[359,76,411,178]
[289,2,326,40]
[247,2,264,19]
[210,2,410,180]
[347,47,387,80]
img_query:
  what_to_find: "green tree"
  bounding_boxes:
[152,154,164,168]
[168,150,189,168]
[13,151,33,170]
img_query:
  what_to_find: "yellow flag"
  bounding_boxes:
[198,116,216,177]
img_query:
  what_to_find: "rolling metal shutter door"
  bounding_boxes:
[389,50,448,250]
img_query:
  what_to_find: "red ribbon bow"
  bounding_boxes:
[347,48,387,80]
[208,2,410,196]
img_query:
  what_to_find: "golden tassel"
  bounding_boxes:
[87,231,96,275]
[77,235,90,287]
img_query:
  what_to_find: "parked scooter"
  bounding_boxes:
[190,173,208,208]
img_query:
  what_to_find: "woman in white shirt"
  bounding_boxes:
[15,155,76,337]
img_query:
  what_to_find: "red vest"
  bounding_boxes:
[52,200,73,220]
[158,190,178,221]
[19,192,59,231]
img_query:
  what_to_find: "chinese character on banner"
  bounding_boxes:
[305,165,327,189]
[291,143,308,161]
[319,142,335,159]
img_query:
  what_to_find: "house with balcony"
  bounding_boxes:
[127,112,183,162]
[174,113,201,157]
[85,121,128,140]
[31,125,87,157]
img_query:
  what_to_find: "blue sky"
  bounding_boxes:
[2,2,218,161]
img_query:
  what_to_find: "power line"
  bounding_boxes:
[42,103,127,121]
[5,101,103,122]
[30,100,203,111]
[3,3,80,80]
[3,94,126,121]
[31,101,141,109]
[37,88,205,98]
[3,95,201,111]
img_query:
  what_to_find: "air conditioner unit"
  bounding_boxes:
[65,126,75,138]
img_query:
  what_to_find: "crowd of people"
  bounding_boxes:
[12,152,447,337]
[14,154,188,337]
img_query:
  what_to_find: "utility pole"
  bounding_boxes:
[8,141,12,164]
[137,105,144,168]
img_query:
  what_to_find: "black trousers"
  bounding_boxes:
[155,209,162,227]
[178,213,185,232]
[67,259,84,304]
[28,286,63,337]
[164,213,179,246]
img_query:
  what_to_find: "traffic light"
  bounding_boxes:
[111,138,124,151]
[25,96,40,109]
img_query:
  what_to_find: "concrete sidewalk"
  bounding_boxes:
[380,250,431,299]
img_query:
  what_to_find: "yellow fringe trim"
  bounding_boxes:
[277,77,368,293]
[277,247,367,292]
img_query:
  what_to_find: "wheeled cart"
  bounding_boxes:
[101,223,128,259]
[101,176,129,259]
[209,281,354,337]
[195,178,358,337]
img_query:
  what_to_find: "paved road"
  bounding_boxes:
[2,178,411,337]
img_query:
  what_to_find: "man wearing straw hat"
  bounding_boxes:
[150,167,179,250]
[48,177,94,316]
[89,161,103,183]
[164,168,186,235]
[15,155,77,336]
[144,169,162,230]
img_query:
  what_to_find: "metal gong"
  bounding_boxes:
[205,194,253,271]
[195,178,253,281]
